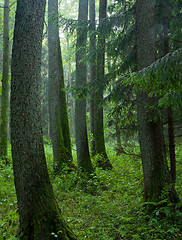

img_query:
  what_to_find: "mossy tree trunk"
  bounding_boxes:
[0,0,9,161]
[94,0,113,170]
[89,0,96,156]
[10,0,77,239]
[48,0,73,171]
[75,0,94,173]
[136,0,178,207]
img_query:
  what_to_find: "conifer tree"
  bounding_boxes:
[94,0,113,170]
[89,0,96,156]
[136,0,178,208]
[75,0,94,173]
[0,0,10,161]
[48,0,73,171]
[10,0,77,238]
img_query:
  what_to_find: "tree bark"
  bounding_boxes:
[136,0,178,207]
[0,0,9,161]
[67,37,75,138]
[75,0,94,173]
[48,0,73,171]
[89,0,96,156]
[168,107,176,184]
[95,0,113,170]
[115,112,122,150]
[10,0,77,239]
[162,0,176,185]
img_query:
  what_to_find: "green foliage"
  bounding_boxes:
[45,143,182,239]
[0,159,18,239]
[1,142,182,239]
[0,74,2,95]
[126,48,182,108]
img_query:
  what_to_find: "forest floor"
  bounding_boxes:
[0,142,182,240]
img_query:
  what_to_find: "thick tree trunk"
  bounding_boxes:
[89,0,96,156]
[0,0,9,161]
[95,0,113,170]
[136,0,178,206]
[10,0,77,239]
[75,0,94,173]
[48,0,73,171]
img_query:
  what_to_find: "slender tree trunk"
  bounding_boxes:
[162,0,176,185]
[68,62,75,137]
[10,0,77,239]
[89,0,96,156]
[115,112,122,150]
[67,37,75,138]
[136,0,178,207]
[75,0,94,173]
[48,0,73,171]
[168,108,176,183]
[0,0,9,161]
[95,0,113,170]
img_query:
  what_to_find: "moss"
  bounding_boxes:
[144,170,179,214]
[17,183,78,240]
[19,213,77,240]
[95,153,113,170]
[94,107,113,170]
[0,0,10,160]
[58,38,73,161]
[53,106,74,172]
[95,140,113,170]
[59,84,73,161]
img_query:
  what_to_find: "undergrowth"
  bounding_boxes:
[0,143,182,239]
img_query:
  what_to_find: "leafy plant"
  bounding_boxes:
[1,142,182,239]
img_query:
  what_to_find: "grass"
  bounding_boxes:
[0,143,182,239]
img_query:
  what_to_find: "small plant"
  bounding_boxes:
[0,142,182,239]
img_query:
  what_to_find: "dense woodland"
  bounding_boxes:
[0,0,182,239]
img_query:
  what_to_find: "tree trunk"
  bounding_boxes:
[10,0,77,239]
[136,0,178,207]
[48,0,73,171]
[162,0,176,185]
[95,0,113,170]
[89,0,96,156]
[75,0,94,173]
[115,112,122,150]
[0,0,10,161]
[67,37,75,138]
[168,108,176,184]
